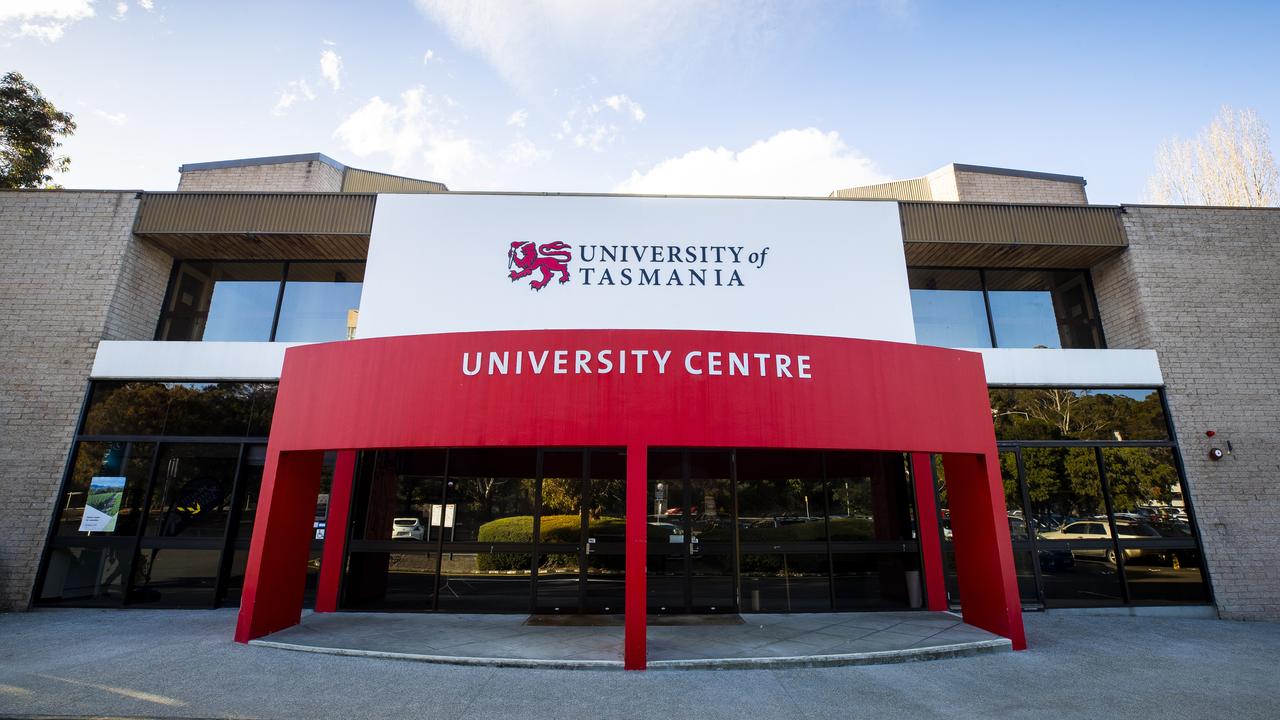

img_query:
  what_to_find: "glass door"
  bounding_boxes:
[647,450,736,614]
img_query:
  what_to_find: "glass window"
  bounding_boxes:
[274,262,365,342]
[736,450,825,544]
[129,548,222,606]
[1022,447,1124,606]
[81,381,276,438]
[908,269,991,348]
[986,269,1102,349]
[990,388,1170,442]
[144,444,241,539]
[38,545,131,605]
[160,262,284,342]
[55,441,153,537]
[827,452,914,542]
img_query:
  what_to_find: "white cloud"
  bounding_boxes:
[137,0,154,9]
[113,2,128,20]
[603,94,645,122]
[423,137,476,180]
[413,0,778,93]
[555,94,645,153]
[614,128,888,196]
[506,109,528,128]
[271,79,316,116]
[2,0,94,41]
[93,109,128,125]
[503,138,545,166]
[320,49,343,92]
[422,49,435,63]
[16,22,65,41]
[334,87,428,169]
[0,0,95,22]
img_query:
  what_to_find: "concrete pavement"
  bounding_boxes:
[0,608,1277,719]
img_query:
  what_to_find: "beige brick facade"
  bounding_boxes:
[951,169,1087,204]
[177,160,343,192]
[0,191,169,610]
[1094,205,1280,620]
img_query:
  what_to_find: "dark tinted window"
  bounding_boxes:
[986,269,1102,349]
[159,262,283,342]
[81,381,276,437]
[990,388,1169,442]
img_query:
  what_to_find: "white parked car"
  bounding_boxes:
[1039,519,1162,564]
[391,517,425,540]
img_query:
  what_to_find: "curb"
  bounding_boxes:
[248,636,1011,671]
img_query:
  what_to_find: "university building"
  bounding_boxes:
[2,153,1277,668]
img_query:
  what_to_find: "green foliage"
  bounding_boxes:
[474,515,628,571]
[1,71,76,189]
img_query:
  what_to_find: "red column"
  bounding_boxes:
[315,450,357,613]
[910,453,947,612]
[941,452,1026,650]
[234,449,323,643]
[624,445,647,670]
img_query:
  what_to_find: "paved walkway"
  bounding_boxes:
[1,608,1278,719]
[253,611,1006,668]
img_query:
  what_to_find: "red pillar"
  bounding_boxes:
[234,449,323,643]
[941,452,1026,650]
[315,450,357,613]
[910,453,947,612]
[624,444,647,670]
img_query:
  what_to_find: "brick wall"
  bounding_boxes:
[176,160,343,192]
[952,170,1087,204]
[1094,205,1280,620]
[0,191,169,610]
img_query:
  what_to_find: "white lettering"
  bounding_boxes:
[685,351,703,375]
[488,351,509,375]
[631,349,647,373]
[775,355,793,378]
[707,351,723,376]
[575,349,592,374]
[598,349,614,374]
[797,355,812,379]
[554,350,568,374]
[754,353,770,376]
[462,352,481,376]
[653,350,671,374]
[729,352,749,376]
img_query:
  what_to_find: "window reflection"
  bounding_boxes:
[990,388,1169,442]
[158,261,365,343]
[986,269,1102,349]
[274,262,365,342]
[908,267,1103,349]
[908,268,991,347]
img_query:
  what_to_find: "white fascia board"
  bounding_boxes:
[90,341,307,380]
[970,348,1163,387]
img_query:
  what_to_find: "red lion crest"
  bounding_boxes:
[508,241,572,291]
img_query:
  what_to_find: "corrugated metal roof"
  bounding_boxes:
[832,178,934,201]
[341,168,447,193]
[135,192,376,235]
[899,202,1126,247]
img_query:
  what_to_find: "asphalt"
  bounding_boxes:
[1,608,1277,719]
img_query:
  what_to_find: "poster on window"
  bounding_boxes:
[79,476,126,532]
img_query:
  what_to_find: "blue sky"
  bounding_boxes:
[5,0,1279,201]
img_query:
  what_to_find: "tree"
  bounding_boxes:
[1147,105,1279,207]
[0,71,76,189]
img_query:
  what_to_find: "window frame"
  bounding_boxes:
[154,258,366,343]
[907,265,1107,350]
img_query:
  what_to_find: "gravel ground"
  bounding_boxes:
[0,608,1276,719]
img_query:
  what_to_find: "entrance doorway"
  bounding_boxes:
[341,447,628,613]
[648,449,924,614]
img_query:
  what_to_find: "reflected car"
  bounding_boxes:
[1038,520,1162,564]
[391,517,425,540]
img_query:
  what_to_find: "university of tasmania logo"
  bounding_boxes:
[507,241,572,291]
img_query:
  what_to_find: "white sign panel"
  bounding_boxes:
[358,194,915,342]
